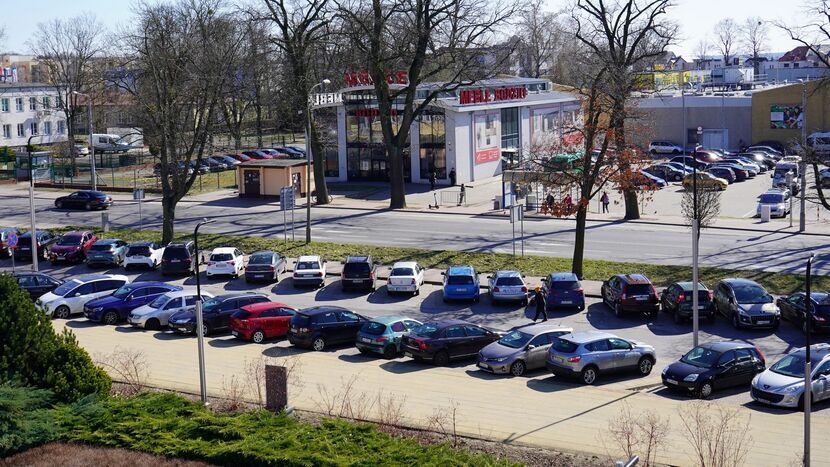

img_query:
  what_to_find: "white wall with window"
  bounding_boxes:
[0,83,67,149]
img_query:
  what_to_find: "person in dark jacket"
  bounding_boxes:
[532,286,547,322]
[449,168,456,186]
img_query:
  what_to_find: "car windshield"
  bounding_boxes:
[447,275,474,285]
[202,298,222,312]
[626,284,652,295]
[759,194,784,203]
[413,323,440,338]
[391,267,415,276]
[551,280,581,290]
[53,279,82,296]
[498,330,533,349]
[296,261,320,270]
[550,337,578,353]
[148,295,169,309]
[57,236,82,246]
[112,285,134,299]
[90,244,113,252]
[774,168,795,178]
[680,346,722,368]
[770,354,806,378]
[361,321,386,335]
[733,285,770,304]
[344,262,371,274]
[496,277,523,286]
[165,247,190,259]
[248,254,273,265]
[127,246,151,256]
[211,253,233,261]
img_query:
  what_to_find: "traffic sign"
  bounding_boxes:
[6,231,18,249]
[133,188,145,200]
[280,186,295,211]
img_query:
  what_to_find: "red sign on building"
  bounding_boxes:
[459,87,528,105]
[344,70,409,87]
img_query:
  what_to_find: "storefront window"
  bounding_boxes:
[501,107,519,150]
[419,112,446,179]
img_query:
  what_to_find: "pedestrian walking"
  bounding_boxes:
[545,192,554,210]
[428,169,436,191]
[457,183,466,206]
[449,168,456,186]
[600,191,610,213]
[532,286,548,322]
[563,194,573,215]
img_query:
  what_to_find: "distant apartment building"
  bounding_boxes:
[0,55,48,83]
[761,45,830,82]
[0,83,67,150]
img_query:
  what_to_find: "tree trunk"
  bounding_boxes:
[572,205,587,279]
[623,191,640,220]
[387,142,406,209]
[612,108,640,220]
[161,196,177,244]
[67,122,77,178]
[255,103,263,148]
[309,119,329,205]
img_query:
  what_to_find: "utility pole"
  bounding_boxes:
[193,218,214,404]
[692,127,703,347]
[804,253,814,467]
[305,79,330,244]
[26,135,39,271]
[799,80,807,232]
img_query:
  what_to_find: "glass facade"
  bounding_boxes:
[344,97,410,181]
[500,107,519,150]
[418,110,446,180]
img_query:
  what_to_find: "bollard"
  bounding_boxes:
[265,365,288,412]
[101,212,110,232]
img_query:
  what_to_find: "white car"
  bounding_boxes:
[206,247,245,279]
[123,241,165,270]
[292,255,326,287]
[74,144,90,156]
[128,289,214,330]
[756,189,791,218]
[781,155,802,164]
[648,141,684,155]
[386,261,425,295]
[40,274,129,319]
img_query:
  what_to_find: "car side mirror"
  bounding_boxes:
[441,272,446,275]
[486,275,492,279]
[74,292,81,297]
[526,344,536,350]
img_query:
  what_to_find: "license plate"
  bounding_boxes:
[361,337,371,343]
[696,306,705,310]
[405,352,413,358]
[666,378,678,385]
[561,300,572,304]
[254,274,264,278]
[636,296,648,301]
[456,288,467,292]
[353,279,365,283]
[231,330,238,337]
[554,356,565,363]
[290,327,297,332]
[478,362,489,369]
[171,259,181,263]
[757,320,770,325]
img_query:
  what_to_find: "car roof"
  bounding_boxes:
[212,292,266,302]
[721,278,762,287]
[211,247,237,254]
[674,281,708,291]
[297,305,349,315]
[75,274,128,283]
[699,341,754,352]
[615,274,651,284]
[448,265,475,275]
[241,302,292,313]
[392,261,417,268]
[789,344,830,361]
[123,281,178,290]
[559,330,617,344]
[548,272,578,281]
[251,250,277,256]
[298,255,321,261]
[514,323,573,335]
[165,289,208,298]
[495,270,522,277]
[345,255,371,263]
[128,241,156,247]
[63,230,93,236]
[369,315,412,325]
[93,238,122,244]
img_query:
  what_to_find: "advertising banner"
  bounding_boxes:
[474,112,501,164]
[770,104,803,129]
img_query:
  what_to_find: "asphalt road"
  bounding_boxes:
[2,193,830,275]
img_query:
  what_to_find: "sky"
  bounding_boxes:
[1,0,809,58]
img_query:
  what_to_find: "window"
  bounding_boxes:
[444,326,466,338]
[2,125,9,139]
[56,94,62,108]
[164,298,183,310]
[814,360,830,378]
[418,112,447,181]
[608,338,632,350]
[57,120,66,134]
[339,311,359,322]
[16,124,24,137]
[464,325,488,337]
[528,334,551,347]
[501,107,519,150]
[42,96,50,109]
[72,283,96,296]
[390,322,406,332]
[0,98,8,112]
[96,280,126,292]
[43,121,52,135]
[717,350,736,367]
[313,312,338,324]
[586,340,610,352]
[29,97,37,111]
[15,98,23,112]
[30,122,38,135]
[735,348,753,362]
[184,296,198,307]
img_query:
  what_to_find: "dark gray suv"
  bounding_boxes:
[546,330,656,385]
[341,255,378,292]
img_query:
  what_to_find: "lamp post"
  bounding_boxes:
[804,253,814,467]
[305,78,331,244]
[71,91,96,191]
[26,135,39,271]
[798,79,807,232]
[193,218,214,404]
[692,126,703,347]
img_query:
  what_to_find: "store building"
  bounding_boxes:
[0,82,67,151]
[751,80,830,145]
[312,77,582,186]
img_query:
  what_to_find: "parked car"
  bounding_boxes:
[442,265,481,302]
[663,161,695,174]
[216,155,242,167]
[128,289,214,330]
[477,323,573,376]
[123,241,165,270]
[355,315,423,359]
[168,293,270,336]
[84,281,182,325]
[692,150,722,164]
[648,141,683,154]
[645,163,685,182]
[659,281,715,324]
[751,343,830,410]
[772,163,800,194]
[635,170,667,188]
[341,255,378,291]
[245,250,287,283]
[756,188,791,218]
[777,292,830,334]
[230,302,298,343]
[160,241,197,276]
[206,247,245,279]
[13,230,58,261]
[669,155,708,170]
[488,270,529,305]
[39,274,129,319]
[189,160,210,173]
[713,278,780,330]
[275,147,305,158]
[229,153,252,162]
[541,272,585,311]
[706,166,736,184]
[662,342,765,398]
[709,162,749,181]
[243,150,271,160]
[546,331,656,385]
[74,144,90,156]
[820,168,830,188]
[737,152,775,170]
[54,190,113,210]
[286,146,306,155]
[682,172,728,191]
[13,271,62,300]
[0,227,21,258]
[601,274,659,318]
[205,157,229,171]
[260,148,283,158]
[387,261,425,295]
[49,230,97,264]
[292,255,326,288]
[85,238,129,267]
[402,319,501,366]
[721,157,760,175]
[749,141,785,155]
[288,306,368,351]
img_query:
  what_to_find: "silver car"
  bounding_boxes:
[545,330,656,385]
[128,289,214,330]
[477,323,572,376]
[487,270,528,305]
[751,343,830,409]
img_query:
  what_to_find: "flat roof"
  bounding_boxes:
[238,159,309,169]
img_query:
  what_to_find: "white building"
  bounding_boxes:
[0,83,67,150]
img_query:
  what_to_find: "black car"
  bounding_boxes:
[738,152,775,170]
[168,293,270,336]
[660,281,715,324]
[54,190,113,210]
[13,271,63,300]
[706,167,736,184]
[709,162,748,181]
[288,306,368,351]
[13,230,58,262]
[401,319,501,366]
[0,227,21,258]
[645,164,684,182]
[661,342,765,398]
[160,241,197,276]
[777,292,830,334]
[341,255,378,292]
[244,250,287,283]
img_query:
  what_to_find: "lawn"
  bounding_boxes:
[54,225,826,295]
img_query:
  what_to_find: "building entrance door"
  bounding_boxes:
[243,170,260,196]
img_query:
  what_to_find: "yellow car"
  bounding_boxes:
[682,172,728,191]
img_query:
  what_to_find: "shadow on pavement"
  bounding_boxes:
[64,320,99,329]
[152,331,191,341]
[208,337,250,348]
[368,285,418,304]
[261,345,309,358]
[585,302,656,331]
[379,359,472,374]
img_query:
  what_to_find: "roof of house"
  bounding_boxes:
[238,159,309,168]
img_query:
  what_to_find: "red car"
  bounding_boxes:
[229,153,252,162]
[229,302,297,343]
[243,150,272,160]
[49,230,97,264]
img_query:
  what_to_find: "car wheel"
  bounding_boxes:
[637,357,654,376]
[103,311,119,325]
[510,360,526,377]
[433,350,450,366]
[85,202,92,211]
[54,305,71,320]
[382,345,397,360]
[145,318,160,331]
[415,288,420,296]
[614,302,623,318]
[312,336,326,351]
[731,312,741,329]
[580,366,598,385]
[674,174,682,182]
[697,381,713,399]
[199,323,211,337]
[474,294,480,303]
[252,330,265,344]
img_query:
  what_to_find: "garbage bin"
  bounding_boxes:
[526,194,538,211]
[493,196,501,210]
[760,205,771,223]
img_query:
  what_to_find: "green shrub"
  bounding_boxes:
[0,385,59,456]
[0,274,111,401]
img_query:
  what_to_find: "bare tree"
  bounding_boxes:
[681,183,721,232]
[694,38,710,69]
[29,15,104,175]
[112,0,242,243]
[517,0,563,78]
[776,1,830,70]
[604,402,670,467]
[714,18,738,66]
[337,0,518,209]
[677,401,752,467]
[741,17,768,75]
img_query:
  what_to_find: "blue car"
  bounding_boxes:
[84,281,182,325]
[542,272,585,311]
[355,315,423,358]
[442,265,480,302]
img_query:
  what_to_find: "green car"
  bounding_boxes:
[355,315,423,359]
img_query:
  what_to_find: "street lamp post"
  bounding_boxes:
[692,127,703,346]
[305,78,331,244]
[193,218,214,404]
[72,91,96,191]
[799,80,807,232]
[804,253,814,467]
[26,135,39,272]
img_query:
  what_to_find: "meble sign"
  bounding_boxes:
[459,87,528,105]
[343,70,409,87]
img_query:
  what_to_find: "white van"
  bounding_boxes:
[772,162,800,194]
[92,134,134,153]
[807,132,830,156]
